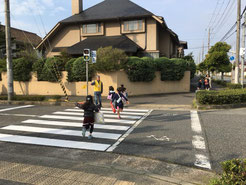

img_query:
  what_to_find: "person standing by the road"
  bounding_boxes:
[91,75,103,108]
[204,74,210,90]
[75,95,99,139]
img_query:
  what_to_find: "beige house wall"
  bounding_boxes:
[0,71,190,96]
[45,18,177,58]
[47,25,81,57]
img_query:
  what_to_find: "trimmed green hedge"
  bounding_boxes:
[125,56,156,82]
[65,58,77,82]
[13,57,33,81]
[196,89,246,105]
[72,57,95,81]
[226,83,242,89]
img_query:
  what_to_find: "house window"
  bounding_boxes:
[82,23,101,34]
[123,20,143,31]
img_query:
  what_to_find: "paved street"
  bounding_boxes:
[0,103,245,184]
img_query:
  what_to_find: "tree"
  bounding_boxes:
[95,46,128,72]
[182,53,196,79]
[203,42,231,78]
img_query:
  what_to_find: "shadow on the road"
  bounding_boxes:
[145,113,190,122]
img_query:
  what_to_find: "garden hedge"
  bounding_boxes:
[125,56,156,82]
[13,57,33,81]
[196,89,246,105]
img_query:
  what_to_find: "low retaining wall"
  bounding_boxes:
[0,71,190,96]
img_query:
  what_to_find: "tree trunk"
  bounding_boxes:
[221,72,224,80]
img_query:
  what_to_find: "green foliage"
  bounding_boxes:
[183,53,196,79]
[13,57,33,81]
[0,29,5,57]
[0,58,6,72]
[58,50,72,65]
[157,57,187,81]
[32,58,45,81]
[95,46,128,72]
[196,89,246,105]
[72,57,95,81]
[125,56,156,82]
[154,57,169,71]
[197,61,208,73]
[65,58,76,82]
[203,42,231,73]
[226,83,242,89]
[210,159,246,185]
[39,57,64,82]
[212,79,227,87]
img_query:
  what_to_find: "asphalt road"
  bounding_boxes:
[0,104,245,177]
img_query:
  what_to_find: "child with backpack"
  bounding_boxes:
[107,86,116,113]
[111,87,129,119]
[75,95,99,139]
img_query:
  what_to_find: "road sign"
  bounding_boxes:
[91,50,97,63]
[230,56,234,60]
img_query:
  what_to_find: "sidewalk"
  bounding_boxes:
[0,153,216,185]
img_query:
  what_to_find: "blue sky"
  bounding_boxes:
[0,0,246,63]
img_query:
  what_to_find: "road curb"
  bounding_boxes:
[197,103,246,110]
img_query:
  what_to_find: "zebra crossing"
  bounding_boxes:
[0,107,150,152]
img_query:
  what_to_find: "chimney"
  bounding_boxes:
[72,0,83,15]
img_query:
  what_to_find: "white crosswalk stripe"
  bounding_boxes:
[0,107,150,151]
[65,109,146,115]
[22,119,130,131]
[53,111,141,120]
[39,115,136,124]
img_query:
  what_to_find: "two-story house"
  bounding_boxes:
[36,0,187,58]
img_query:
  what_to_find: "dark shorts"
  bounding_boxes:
[117,103,124,109]
[83,117,94,125]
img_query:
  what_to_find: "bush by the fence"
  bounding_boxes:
[13,57,33,81]
[65,58,76,82]
[210,158,246,185]
[125,56,156,82]
[158,58,187,81]
[196,89,246,105]
[32,58,45,81]
[95,46,128,72]
[39,57,64,82]
[154,57,169,71]
[72,57,95,81]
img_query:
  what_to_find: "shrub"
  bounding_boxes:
[210,159,246,185]
[0,59,6,72]
[95,46,128,72]
[158,58,187,81]
[154,57,169,71]
[72,57,95,81]
[186,59,196,79]
[212,79,227,87]
[13,57,33,81]
[39,57,64,82]
[196,89,246,105]
[125,56,156,82]
[32,58,45,81]
[226,83,242,89]
[65,58,76,82]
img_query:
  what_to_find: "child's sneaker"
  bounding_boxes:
[88,135,93,139]
[82,127,86,137]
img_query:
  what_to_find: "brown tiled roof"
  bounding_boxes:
[0,25,42,47]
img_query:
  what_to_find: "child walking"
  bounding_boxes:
[108,86,116,113]
[75,95,99,139]
[111,87,129,119]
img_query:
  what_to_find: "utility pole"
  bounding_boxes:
[202,42,204,62]
[235,0,241,84]
[241,12,246,88]
[4,0,14,101]
[208,28,211,51]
